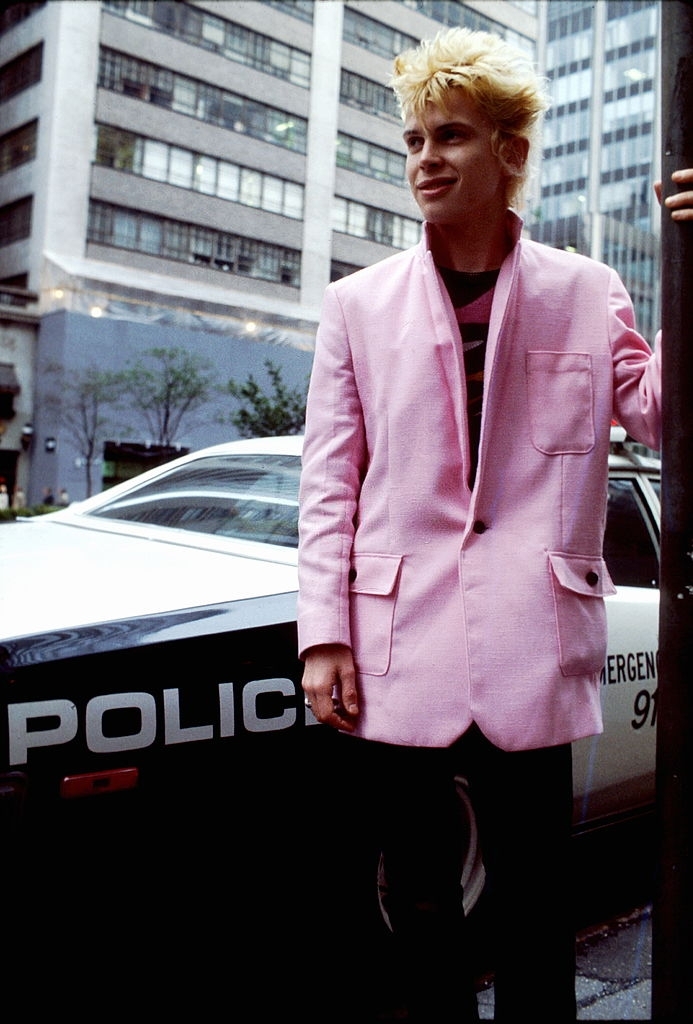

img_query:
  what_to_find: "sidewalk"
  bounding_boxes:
[478,904,652,1020]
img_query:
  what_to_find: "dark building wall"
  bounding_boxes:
[29,309,315,503]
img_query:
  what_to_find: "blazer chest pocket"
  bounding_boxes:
[526,351,595,454]
[548,551,616,677]
[349,553,403,676]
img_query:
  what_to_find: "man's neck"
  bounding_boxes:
[427,215,511,273]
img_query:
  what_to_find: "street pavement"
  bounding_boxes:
[478,904,652,1020]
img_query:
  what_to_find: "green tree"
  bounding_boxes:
[225,359,308,437]
[120,347,217,447]
[45,364,126,497]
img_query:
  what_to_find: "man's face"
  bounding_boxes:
[404,91,509,229]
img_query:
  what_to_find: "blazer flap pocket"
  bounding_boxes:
[548,552,617,597]
[350,554,403,595]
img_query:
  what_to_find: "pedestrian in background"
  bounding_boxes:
[298,26,692,1024]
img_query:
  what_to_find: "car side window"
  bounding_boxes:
[604,477,659,588]
[87,453,301,547]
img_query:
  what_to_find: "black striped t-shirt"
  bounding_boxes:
[438,266,499,488]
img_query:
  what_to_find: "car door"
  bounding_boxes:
[572,466,660,828]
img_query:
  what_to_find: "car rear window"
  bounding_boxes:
[87,453,301,547]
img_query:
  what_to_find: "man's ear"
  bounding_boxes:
[501,135,529,175]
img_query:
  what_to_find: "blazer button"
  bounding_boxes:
[586,570,599,586]
[472,520,487,534]
[348,567,357,583]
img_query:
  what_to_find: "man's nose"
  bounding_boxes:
[419,138,442,164]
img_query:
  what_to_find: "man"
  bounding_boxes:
[298,27,690,1023]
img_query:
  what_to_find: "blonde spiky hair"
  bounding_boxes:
[391,27,550,209]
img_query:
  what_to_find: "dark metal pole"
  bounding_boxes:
[652,1,693,1019]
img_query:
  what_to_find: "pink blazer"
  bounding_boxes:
[297,213,662,751]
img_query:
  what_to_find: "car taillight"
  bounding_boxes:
[60,766,139,799]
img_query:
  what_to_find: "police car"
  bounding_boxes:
[0,431,659,1009]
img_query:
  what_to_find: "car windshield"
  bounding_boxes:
[86,452,301,547]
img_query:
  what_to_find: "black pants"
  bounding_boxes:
[306,724,577,1023]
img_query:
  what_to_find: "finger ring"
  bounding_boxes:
[304,698,312,708]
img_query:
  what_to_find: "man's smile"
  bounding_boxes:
[416,176,457,196]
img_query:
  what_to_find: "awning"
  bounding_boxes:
[0,363,20,395]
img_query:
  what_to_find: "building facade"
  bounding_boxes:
[1,1,662,505]
[535,0,661,342]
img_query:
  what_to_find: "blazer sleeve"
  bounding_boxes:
[608,267,662,451]
[296,284,367,658]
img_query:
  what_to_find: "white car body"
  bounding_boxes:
[1,432,660,914]
[0,436,300,639]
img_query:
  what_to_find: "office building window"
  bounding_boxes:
[397,0,535,57]
[605,2,658,48]
[336,133,406,187]
[0,42,42,101]
[340,70,400,120]
[603,45,655,93]
[330,260,362,281]
[546,27,593,67]
[88,200,301,287]
[602,87,654,134]
[98,48,308,154]
[550,67,592,107]
[599,175,652,225]
[0,196,33,245]
[169,146,194,188]
[0,273,29,288]
[333,197,419,249]
[103,1,311,88]
[600,127,652,177]
[0,120,37,174]
[542,102,590,150]
[265,0,314,23]
[0,2,45,35]
[94,125,304,219]
[547,3,594,42]
[349,4,532,58]
[343,7,418,60]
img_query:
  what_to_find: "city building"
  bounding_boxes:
[2,1,662,505]
[535,0,661,343]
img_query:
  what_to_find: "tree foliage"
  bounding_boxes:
[44,363,126,497]
[226,359,308,437]
[119,347,216,447]
[44,348,217,495]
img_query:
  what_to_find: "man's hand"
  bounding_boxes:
[302,643,359,731]
[654,168,693,220]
